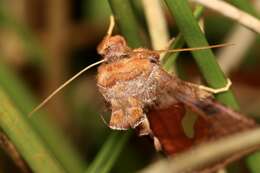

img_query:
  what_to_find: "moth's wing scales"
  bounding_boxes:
[146,69,211,155]
[148,68,256,156]
[147,103,211,155]
[105,98,147,130]
[156,67,256,136]
[148,103,187,154]
[109,109,130,130]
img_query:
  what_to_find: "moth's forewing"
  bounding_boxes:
[173,80,256,138]
[148,73,257,171]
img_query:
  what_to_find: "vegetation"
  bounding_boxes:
[0,0,259,173]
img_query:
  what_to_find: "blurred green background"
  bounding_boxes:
[0,0,259,173]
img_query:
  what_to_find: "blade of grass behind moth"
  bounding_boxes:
[84,0,147,172]
[229,1,260,172]
[0,87,65,173]
[0,58,86,173]
[162,5,204,73]
[108,0,146,47]
[164,0,239,110]
[86,132,130,173]
[99,132,129,173]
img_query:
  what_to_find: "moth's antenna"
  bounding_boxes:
[29,59,106,117]
[145,43,234,53]
[107,15,115,37]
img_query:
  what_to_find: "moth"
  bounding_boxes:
[96,16,255,141]
[95,17,258,172]
[30,16,257,170]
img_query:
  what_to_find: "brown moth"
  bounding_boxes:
[96,21,255,132]
[95,17,258,172]
[30,17,257,170]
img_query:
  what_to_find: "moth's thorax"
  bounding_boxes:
[97,56,156,87]
[97,35,130,62]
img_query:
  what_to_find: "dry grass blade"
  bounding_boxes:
[139,128,260,173]
[142,0,169,50]
[192,0,260,34]
[217,26,257,75]
[217,0,260,75]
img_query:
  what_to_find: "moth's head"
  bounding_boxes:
[97,35,130,62]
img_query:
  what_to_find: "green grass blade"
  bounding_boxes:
[162,5,204,73]
[108,0,146,47]
[0,88,66,173]
[0,59,86,173]
[98,132,129,173]
[164,0,239,109]
[86,132,130,173]
[162,33,185,73]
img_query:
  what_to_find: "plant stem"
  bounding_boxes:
[142,0,170,50]
[164,0,239,109]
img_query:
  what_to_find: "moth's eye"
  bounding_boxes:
[149,56,159,63]
[107,45,112,50]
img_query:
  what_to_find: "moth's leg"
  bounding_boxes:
[197,79,232,94]
[126,97,146,128]
[153,136,162,151]
[137,118,152,136]
[109,99,130,130]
